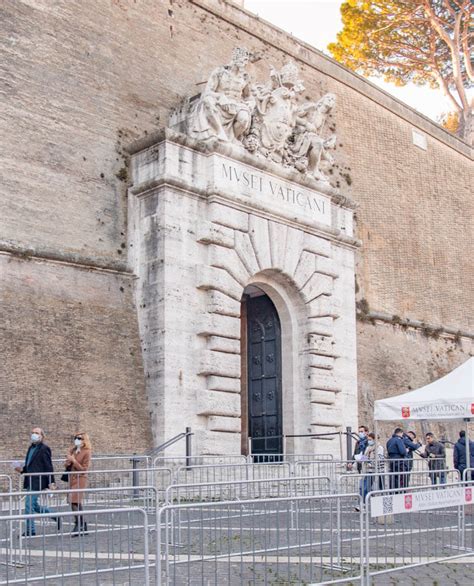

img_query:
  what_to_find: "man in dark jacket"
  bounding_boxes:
[386,428,407,489]
[420,432,446,485]
[402,431,422,487]
[453,431,474,481]
[15,427,57,536]
[351,425,369,472]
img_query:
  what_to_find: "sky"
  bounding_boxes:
[244,0,454,122]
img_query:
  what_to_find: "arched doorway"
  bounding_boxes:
[241,286,283,457]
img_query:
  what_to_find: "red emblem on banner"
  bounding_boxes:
[404,495,413,510]
[471,403,474,415]
[401,406,410,418]
[466,488,472,503]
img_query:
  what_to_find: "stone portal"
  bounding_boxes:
[129,45,358,457]
[128,129,359,457]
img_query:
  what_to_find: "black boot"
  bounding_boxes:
[71,515,79,536]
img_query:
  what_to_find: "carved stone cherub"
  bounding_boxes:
[189,47,255,143]
[288,93,337,181]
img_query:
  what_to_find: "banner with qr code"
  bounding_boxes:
[370,486,473,517]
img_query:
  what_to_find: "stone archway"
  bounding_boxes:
[130,135,359,457]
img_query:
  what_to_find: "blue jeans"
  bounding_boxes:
[429,471,446,485]
[24,493,51,535]
[361,475,373,502]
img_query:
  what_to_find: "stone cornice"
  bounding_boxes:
[0,244,132,276]
[127,128,358,211]
[190,0,472,159]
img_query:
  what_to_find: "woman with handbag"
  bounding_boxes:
[64,432,92,536]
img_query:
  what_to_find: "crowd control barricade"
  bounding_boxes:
[165,475,332,505]
[152,454,247,469]
[174,462,292,485]
[0,486,158,522]
[339,469,460,495]
[363,481,474,584]
[463,468,474,481]
[0,507,150,585]
[20,467,173,497]
[157,492,363,585]
[0,475,12,495]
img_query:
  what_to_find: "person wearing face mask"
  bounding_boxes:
[350,426,369,473]
[65,432,92,536]
[14,427,58,536]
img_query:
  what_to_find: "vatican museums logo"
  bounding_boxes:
[466,488,473,503]
[401,406,410,418]
[404,495,413,510]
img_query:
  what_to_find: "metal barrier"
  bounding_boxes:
[0,455,152,477]
[174,462,292,484]
[0,507,151,584]
[0,486,158,520]
[152,454,248,468]
[0,475,12,494]
[249,453,334,464]
[338,469,461,496]
[463,467,474,481]
[19,466,173,493]
[157,492,363,585]
[294,457,444,480]
[363,481,474,584]
[165,475,332,504]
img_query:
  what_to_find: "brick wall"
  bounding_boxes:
[0,255,152,457]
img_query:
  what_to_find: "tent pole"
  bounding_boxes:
[375,419,379,479]
[464,417,471,482]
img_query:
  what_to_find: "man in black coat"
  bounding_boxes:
[15,427,57,536]
[386,428,407,489]
[420,432,446,485]
[453,430,474,481]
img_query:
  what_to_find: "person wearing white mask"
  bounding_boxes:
[64,432,92,536]
[15,427,57,536]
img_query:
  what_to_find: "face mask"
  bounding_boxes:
[31,433,41,443]
[74,438,82,447]
[368,440,375,446]
[359,432,366,439]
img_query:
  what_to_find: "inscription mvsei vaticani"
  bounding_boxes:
[221,162,327,217]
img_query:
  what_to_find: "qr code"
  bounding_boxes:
[382,496,393,515]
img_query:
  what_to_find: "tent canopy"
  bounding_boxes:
[374,357,474,421]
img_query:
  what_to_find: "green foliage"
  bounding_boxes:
[329,1,473,141]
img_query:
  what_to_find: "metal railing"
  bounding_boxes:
[165,475,332,504]
[156,492,363,585]
[19,466,173,493]
[0,507,151,584]
[363,481,474,584]
[174,462,292,485]
[338,469,461,496]
[0,485,159,520]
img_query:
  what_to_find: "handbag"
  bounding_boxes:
[61,464,72,483]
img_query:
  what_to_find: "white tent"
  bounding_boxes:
[374,357,474,478]
[374,357,474,421]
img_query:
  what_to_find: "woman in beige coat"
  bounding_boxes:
[65,432,92,536]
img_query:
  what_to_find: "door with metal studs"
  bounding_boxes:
[247,293,283,457]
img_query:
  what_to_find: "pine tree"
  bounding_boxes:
[329,1,473,144]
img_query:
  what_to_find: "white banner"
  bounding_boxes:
[370,486,473,518]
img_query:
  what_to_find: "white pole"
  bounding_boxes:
[464,418,471,481]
